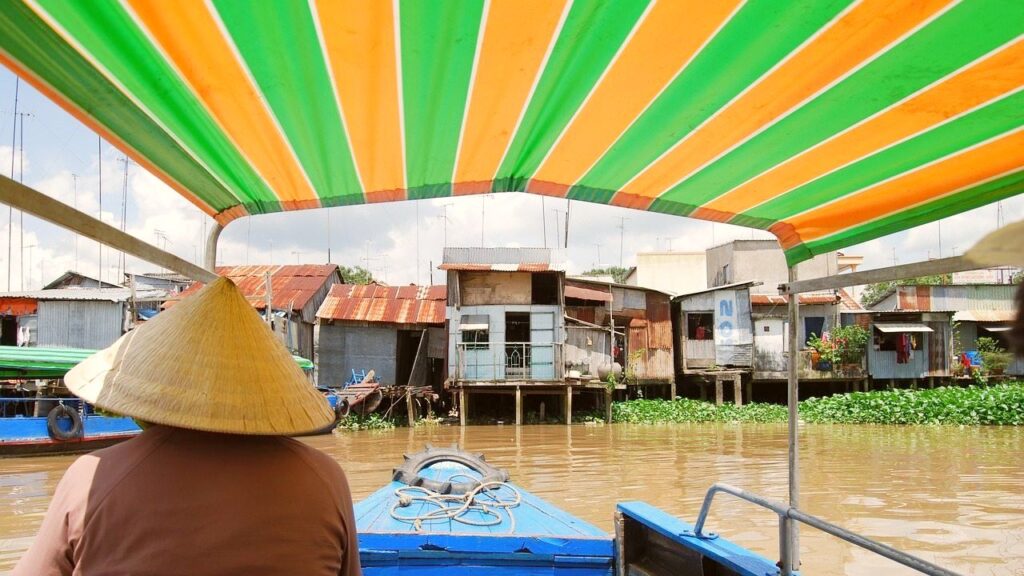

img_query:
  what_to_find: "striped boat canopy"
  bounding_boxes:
[1,0,1022,264]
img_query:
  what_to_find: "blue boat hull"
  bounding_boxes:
[0,414,140,456]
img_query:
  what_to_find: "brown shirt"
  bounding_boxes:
[15,425,362,576]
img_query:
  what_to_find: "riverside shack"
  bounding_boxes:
[316,284,447,389]
[565,277,674,395]
[166,264,340,360]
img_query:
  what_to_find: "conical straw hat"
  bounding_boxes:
[965,219,1024,268]
[65,277,334,435]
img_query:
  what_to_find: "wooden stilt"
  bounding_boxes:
[605,387,613,423]
[700,381,707,401]
[515,386,522,427]
[565,386,573,425]
[733,375,742,407]
[715,377,724,406]
[406,387,416,427]
[459,388,467,427]
[745,380,753,404]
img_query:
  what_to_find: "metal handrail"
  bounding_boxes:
[693,483,963,576]
[455,341,562,381]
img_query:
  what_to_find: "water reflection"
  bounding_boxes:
[1,424,1021,575]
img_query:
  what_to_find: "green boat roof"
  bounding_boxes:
[0,346,314,380]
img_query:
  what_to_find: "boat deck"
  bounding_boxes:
[356,461,613,575]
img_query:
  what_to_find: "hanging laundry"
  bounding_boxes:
[896,333,910,364]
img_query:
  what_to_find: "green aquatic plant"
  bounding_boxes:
[800,384,1024,426]
[608,383,1024,426]
[335,413,397,431]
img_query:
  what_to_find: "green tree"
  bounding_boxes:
[338,265,376,285]
[861,274,950,307]
[580,266,631,284]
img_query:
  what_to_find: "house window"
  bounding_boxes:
[687,312,714,340]
[460,315,490,350]
[804,317,825,345]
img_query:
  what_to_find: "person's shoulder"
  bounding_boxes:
[275,437,348,480]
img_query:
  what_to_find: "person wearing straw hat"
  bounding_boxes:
[15,278,361,576]
[965,219,1024,356]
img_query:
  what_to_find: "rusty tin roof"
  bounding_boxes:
[317,284,446,325]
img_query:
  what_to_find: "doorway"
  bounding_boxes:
[396,330,423,386]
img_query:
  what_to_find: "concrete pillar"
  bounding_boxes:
[515,387,522,427]
[565,386,573,425]
[715,377,724,406]
[605,387,613,423]
[459,388,467,427]
[733,375,743,407]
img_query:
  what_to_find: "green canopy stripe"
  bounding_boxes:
[571,0,854,202]
[494,0,652,192]
[214,0,365,206]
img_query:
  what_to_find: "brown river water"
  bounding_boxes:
[1,423,1022,575]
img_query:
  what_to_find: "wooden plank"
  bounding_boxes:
[781,255,977,294]
[460,388,467,427]
[0,175,217,282]
[714,378,723,406]
[733,375,742,407]
[565,386,572,425]
[515,387,522,427]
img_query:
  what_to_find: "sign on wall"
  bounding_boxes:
[714,290,738,348]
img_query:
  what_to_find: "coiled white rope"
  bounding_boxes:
[389,478,522,533]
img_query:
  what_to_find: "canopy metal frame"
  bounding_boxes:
[2,171,1010,576]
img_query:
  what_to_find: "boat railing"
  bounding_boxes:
[693,482,962,576]
[0,397,86,418]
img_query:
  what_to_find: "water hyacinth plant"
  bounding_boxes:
[611,383,1023,426]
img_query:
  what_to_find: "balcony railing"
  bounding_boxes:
[455,341,562,382]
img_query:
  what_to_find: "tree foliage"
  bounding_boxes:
[860,274,950,307]
[580,266,631,284]
[338,265,376,285]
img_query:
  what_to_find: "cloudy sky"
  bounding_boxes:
[1,70,1021,291]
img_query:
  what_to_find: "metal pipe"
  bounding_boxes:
[0,175,216,283]
[788,508,963,576]
[785,266,800,574]
[779,255,977,294]
[694,483,965,576]
[204,221,224,273]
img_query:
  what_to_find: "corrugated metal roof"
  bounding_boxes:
[952,310,1016,322]
[440,247,560,271]
[165,264,339,312]
[565,283,613,302]
[0,288,167,302]
[750,293,839,305]
[895,284,1016,312]
[317,284,446,325]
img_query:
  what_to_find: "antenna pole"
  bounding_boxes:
[8,77,18,291]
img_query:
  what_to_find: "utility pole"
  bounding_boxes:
[292,251,303,265]
[551,209,564,250]
[617,217,629,268]
[437,202,454,248]
[18,111,28,291]
[25,244,35,290]
[98,135,103,283]
[72,174,79,272]
[564,199,571,249]
[326,207,332,263]
[8,76,18,292]
[541,196,547,248]
[937,219,942,259]
[594,243,602,267]
[118,157,131,280]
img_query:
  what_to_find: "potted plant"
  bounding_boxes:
[807,334,839,371]
[977,337,1011,376]
[832,325,869,374]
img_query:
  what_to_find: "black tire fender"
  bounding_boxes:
[392,444,509,495]
[334,398,351,419]
[47,404,84,441]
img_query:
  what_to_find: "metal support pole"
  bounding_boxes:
[204,221,223,273]
[784,266,800,574]
[0,175,216,283]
